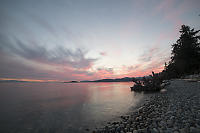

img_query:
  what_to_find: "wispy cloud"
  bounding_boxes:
[0,34,98,80]
[115,45,170,77]
[1,36,97,68]
[95,67,114,78]
[28,13,56,35]
[138,47,159,62]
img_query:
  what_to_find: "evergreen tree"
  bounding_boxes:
[165,25,200,77]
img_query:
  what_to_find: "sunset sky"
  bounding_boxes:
[0,0,200,81]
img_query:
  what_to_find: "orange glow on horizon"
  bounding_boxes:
[0,62,165,82]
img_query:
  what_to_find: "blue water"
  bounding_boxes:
[0,82,144,133]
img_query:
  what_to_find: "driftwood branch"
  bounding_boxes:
[131,71,164,92]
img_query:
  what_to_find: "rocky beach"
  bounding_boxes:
[92,79,200,133]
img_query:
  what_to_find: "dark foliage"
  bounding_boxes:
[165,25,200,78]
[131,72,164,92]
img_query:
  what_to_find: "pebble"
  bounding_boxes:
[190,127,200,133]
[133,130,138,133]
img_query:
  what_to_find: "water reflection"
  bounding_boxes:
[0,82,144,133]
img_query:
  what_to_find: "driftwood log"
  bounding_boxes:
[131,72,164,92]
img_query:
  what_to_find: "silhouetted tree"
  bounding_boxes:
[165,25,200,77]
[131,25,200,92]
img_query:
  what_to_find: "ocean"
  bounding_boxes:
[0,82,144,133]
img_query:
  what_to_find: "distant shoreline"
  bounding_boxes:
[65,77,138,83]
[0,80,133,83]
[64,81,133,83]
[0,77,136,83]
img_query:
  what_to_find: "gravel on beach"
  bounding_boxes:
[92,79,200,133]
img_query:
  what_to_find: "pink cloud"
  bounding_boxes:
[100,52,107,56]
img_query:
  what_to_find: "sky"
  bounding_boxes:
[0,0,200,82]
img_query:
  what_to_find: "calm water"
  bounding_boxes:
[0,82,145,133]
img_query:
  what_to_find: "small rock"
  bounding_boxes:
[138,128,147,133]
[190,127,200,133]
[130,128,133,132]
[179,128,187,133]
[151,128,159,133]
[133,130,138,133]
[167,119,174,127]
[85,128,90,131]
